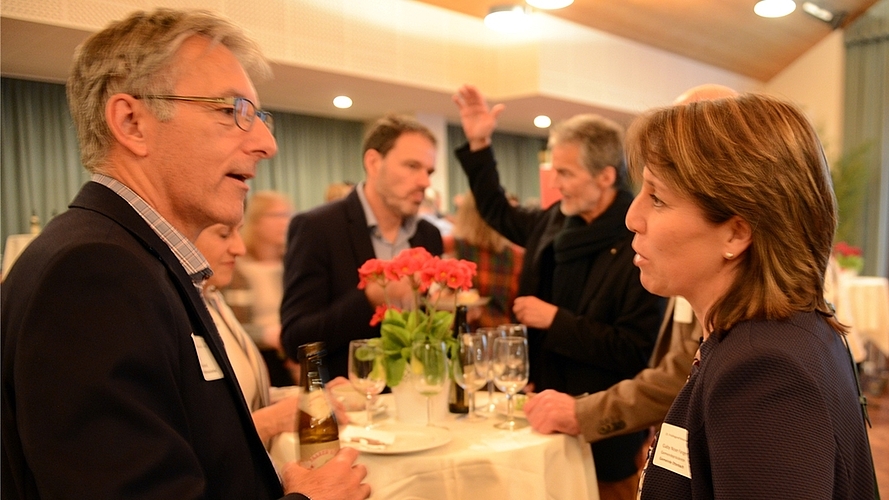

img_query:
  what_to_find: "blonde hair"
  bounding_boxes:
[626,93,841,336]
[452,192,511,253]
[242,191,291,258]
[67,9,271,173]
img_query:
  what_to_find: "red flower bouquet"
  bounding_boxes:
[357,248,477,386]
[833,242,864,273]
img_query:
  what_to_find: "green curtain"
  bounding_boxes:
[1,78,87,245]
[0,77,366,250]
[446,124,547,212]
[843,0,889,277]
[0,77,547,256]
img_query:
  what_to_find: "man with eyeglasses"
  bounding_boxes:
[1,9,369,500]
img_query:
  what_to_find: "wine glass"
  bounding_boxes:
[497,323,528,338]
[410,340,449,426]
[452,333,488,422]
[348,339,387,429]
[492,336,529,430]
[476,327,502,414]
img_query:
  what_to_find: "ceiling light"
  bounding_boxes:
[754,0,797,18]
[333,96,353,109]
[802,1,833,22]
[526,0,574,9]
[533,115,552,128]
[484,5,532,33]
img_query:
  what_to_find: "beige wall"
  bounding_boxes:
[766,30,846,162]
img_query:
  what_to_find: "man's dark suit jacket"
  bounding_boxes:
[280,189,443,379]
[1,182,288,499]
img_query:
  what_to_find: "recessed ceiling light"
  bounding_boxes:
[333,96,353,109]
[802,1,834,22]
[526,0,574,9]
[484,5,532,33]
[754,0,796,18]
[533,115,552,128]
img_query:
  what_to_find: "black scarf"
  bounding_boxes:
[550,189,634,311]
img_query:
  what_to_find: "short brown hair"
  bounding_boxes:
[67,9,271,173]
[362,114,437,158]
[626,93,841,335]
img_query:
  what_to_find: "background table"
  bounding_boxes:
[840,275,889,357]
[272,393,599,499]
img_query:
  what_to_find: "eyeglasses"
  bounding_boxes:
[134,95,274,134]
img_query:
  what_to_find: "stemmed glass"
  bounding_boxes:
[452,333,489,422]
[492,336,529,430]
[410,340,449,426]
[476,327,502,415]
[348,339,387,429]
[497,323,528,338]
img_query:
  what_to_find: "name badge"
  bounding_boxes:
[191,334,224,381]
[673,296,694,325]
[653,423,691,478]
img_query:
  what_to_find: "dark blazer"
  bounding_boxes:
[280,189,443,379]
[456,144,664,481]
[640,312,876,499]
[1,182,289,499]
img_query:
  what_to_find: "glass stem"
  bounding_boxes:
[506,393,514,427]
[487,381,495,410]
[468,389,476,419]
[365,394,373,429]
[427,396,434,426]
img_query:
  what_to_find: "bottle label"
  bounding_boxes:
[299,439,340,469]
[301,389,334,420]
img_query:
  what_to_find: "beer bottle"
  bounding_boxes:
[296,342,339,468]
[448,305,470,414]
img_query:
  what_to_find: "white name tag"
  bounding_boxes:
[673,296,694,325]
[653,423,691,478]
[191,334,224,381]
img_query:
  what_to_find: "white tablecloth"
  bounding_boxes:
[271,393,599,500]
[839,275,889,357]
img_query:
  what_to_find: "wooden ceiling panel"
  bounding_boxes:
[415,0,878,80]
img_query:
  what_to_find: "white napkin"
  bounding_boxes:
[340,425,396,450]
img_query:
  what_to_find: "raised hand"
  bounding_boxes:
[452,84,505,151]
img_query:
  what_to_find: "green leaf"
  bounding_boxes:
[386,357,406,387]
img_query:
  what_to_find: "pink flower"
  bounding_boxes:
[356,247,477,326]
[370,304,398,326]
[357,258,387,290]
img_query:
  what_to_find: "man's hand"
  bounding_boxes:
[282,447,370,500]
[512,296,558,329]
[523,389,581,436]
[364,278,413,309]
[452,84,505,151]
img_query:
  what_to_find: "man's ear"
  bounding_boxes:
[364,148,381,176]
[596,165,617,187]
[105,94,149,157]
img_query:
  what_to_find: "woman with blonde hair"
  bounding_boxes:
[444,191,524,328]
[627,93,876,498]
[224,190,296,386]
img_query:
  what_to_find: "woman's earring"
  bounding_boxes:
[724,252,735,260]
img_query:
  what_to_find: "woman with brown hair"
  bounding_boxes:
[627,93,876,498]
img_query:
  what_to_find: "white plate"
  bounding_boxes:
[342,423,451,455]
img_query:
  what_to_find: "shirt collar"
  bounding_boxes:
[91,174,212,284]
